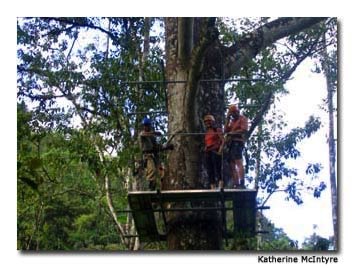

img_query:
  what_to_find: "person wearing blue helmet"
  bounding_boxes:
[139,117,162,190]
[139,117,174,190]
[142,117,152,126]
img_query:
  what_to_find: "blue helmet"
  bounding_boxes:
[142,117,151,126]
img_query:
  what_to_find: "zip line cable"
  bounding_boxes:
[126,105,262,116]
[120,78,265,85]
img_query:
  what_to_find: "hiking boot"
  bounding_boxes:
[218,180,224,189]
[235,184,246,189]
[148,180,156,191]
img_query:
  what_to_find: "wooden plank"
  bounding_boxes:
[232,191,257,236]
[127,189,258,242]
[128,194,160,242]
[129,189,256,203]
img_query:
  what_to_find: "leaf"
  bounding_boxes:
[28,157,42,170]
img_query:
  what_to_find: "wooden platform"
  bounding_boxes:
[127,189,257,242]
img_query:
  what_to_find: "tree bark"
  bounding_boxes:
[164,17,223,249]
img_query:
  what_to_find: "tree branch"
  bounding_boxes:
[94,143,128,247]
[178,17,194,68]
[186,17,218,132]
[246,90,273,140]
[223,17,326,78]
[42,17,121,44]
[66,31,79,62]
[246,41,320,140]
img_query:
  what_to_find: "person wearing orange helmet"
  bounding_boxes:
[203,114,225,189]
[224,104,248,189]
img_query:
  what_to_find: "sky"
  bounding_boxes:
[2,0,354,267]
[263,59,334,244]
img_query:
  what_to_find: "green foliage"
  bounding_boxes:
[224,18,336,204]
[222,19,333,206]
[257,214,299,250]
[17,17,169,250]
[301,228,332,250]
[256,116,324,204]
[17,103,125,250]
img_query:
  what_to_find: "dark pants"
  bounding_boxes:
[227,141,244,161]
[205,150,222,186]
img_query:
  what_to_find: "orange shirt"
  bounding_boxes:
[225,115,248,141]
[205,128,223,151]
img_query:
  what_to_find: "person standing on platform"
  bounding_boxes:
[224,105,248,189]
[203,114,224,189]
[139,117,173,190]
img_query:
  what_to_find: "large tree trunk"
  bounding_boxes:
[163,17,223,249]
[163,17,326,250]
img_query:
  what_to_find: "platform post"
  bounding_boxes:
[232,191,256,237]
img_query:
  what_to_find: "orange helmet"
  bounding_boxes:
[228,104,239,113]
[203,114,215,122]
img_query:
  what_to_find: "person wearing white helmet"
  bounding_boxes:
[203,114,224,189]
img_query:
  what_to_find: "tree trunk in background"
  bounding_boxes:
[321,32,337,250]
